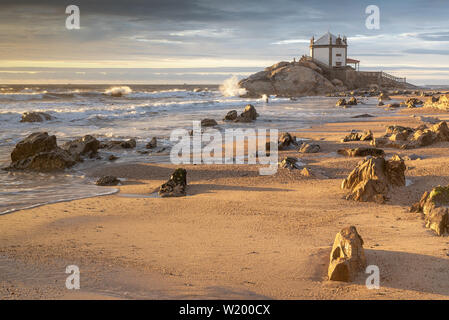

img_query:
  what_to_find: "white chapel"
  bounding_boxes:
[309,32,360,70]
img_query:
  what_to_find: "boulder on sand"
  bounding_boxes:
[328,226,366,282]
[278,132,301,150]
[7,132,76,172]
[159,168,187,197]
[239,62,335,97]
[298,143,320,153]
[20,112,53,123]
[371,121,449,149]
[410,185,449,236]
[341,155,406,203]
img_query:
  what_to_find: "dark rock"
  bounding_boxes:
[11,132,57,163]
[223,110,238,121]
[278,132,300,150]
[100,139,137,149]
[351,114,374,118]
[96,176,120,186]
[108,155,119,161]
[62,135,100,159]
[201,119,218,127]
[20,112,53,123]
[234,104,258,123]
[146,137,157,149]
[159,168,187,197]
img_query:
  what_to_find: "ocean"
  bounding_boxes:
[0,84,396,214]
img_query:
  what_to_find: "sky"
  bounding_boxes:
[0,0,448,85]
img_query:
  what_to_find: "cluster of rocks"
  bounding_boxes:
[278,157,316,177]
[6,132,78,172]
[327,88,382,98]
[336,97,358,107]
[328,226,366,282]
[410,185,449,236]
[424,94,449,111]
[223,104,259,123]
[4,131,160,172]
[404,97,424,108]
[159,168,187,197]
[341,155,406,203]
[371,121,449,149]
[341,130,373,142]
[275,132,321,154]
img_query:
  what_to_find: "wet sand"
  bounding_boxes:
[1,102,449,300]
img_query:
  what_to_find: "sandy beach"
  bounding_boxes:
[1,97,449,300]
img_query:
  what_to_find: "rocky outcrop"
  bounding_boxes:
[100,139,137,150]
[62,135,100,159]
[7,132,76,172]
[410,185,449,236]
[337,147,385,157]
[371,121,449,149]
[341,130,373,142]
[328,226,366,282]
[20,112,53,123]
[239,61,335,97]
[159,168,187,197]
[341,155,406,203]
[96,176,120,186]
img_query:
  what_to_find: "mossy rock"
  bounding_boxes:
[428,185,449,206]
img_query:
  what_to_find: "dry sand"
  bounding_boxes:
[1,104,449,300]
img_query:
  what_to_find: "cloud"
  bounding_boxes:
[169,29,234,38]
[404,49,449,55]
[272,39,310,45]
